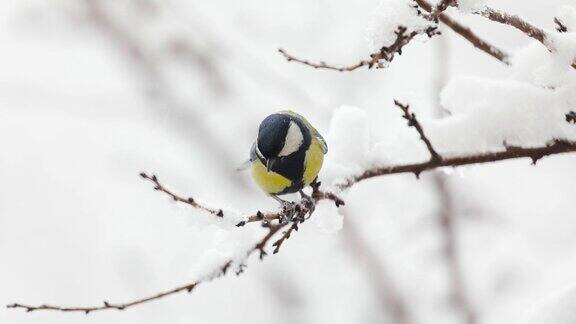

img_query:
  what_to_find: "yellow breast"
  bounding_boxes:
[251,159,292,194]
[251,137,325,194]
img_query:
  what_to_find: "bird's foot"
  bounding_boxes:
[299,190,315,219]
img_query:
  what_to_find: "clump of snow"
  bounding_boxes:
[545,32,576,71]
[320,76,576,187]
[457,0,488,14]
[434,76,576,153]
[312,200,344,234]
[556,5,576,32]
[524,285,576,324]
[365,0,435,52]
[320,105,371,187]
[511,42,576,88]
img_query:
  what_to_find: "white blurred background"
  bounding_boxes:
[1,0,575,323]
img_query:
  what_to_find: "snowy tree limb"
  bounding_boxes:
[6,222,285,314]
[278,25,439,72]
[7,176,343,314]
[476,6,576,69]
[8,97,576,314]
[414,0,510,64]
[340,139,576,189]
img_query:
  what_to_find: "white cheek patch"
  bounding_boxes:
[278,121,304,157]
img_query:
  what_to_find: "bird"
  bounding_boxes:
[248,111,327,209]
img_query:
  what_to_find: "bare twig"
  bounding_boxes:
[340,139,576,189]
[279,25,439,72]
[394,100,441,163]
[414,0,510,64]
[140,173,224,217]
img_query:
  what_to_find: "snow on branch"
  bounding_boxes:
[278,25,439,72]
[7,176,344,314]
[340,138,576,189]
[8,95,576,314]
[476,6,576,69]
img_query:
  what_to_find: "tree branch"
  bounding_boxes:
[414,0,510,65]
[6,222,285,314]
[394,100,441,163]
[140,173,224,217]
[340,139,576,189]
[477,6,576,69]
[278,25,439,72]
[7,176,343,314]
[478,7,545,44]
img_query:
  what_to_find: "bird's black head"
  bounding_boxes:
[256,113,291,160]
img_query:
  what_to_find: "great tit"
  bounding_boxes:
[249,111,327,204]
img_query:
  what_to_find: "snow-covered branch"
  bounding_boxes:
[340,139,576,189]
[413,0,510,64]
[278,25,439,72]
[8,94,576,314]
[7,176,344,314]
[475,6,576,69]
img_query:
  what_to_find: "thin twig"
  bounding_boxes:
[414,0,510,65]
[279,25,439,72]
[394,100,441,163]
[140,173,224,217]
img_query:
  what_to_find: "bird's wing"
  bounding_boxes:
[281,110,328,154]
